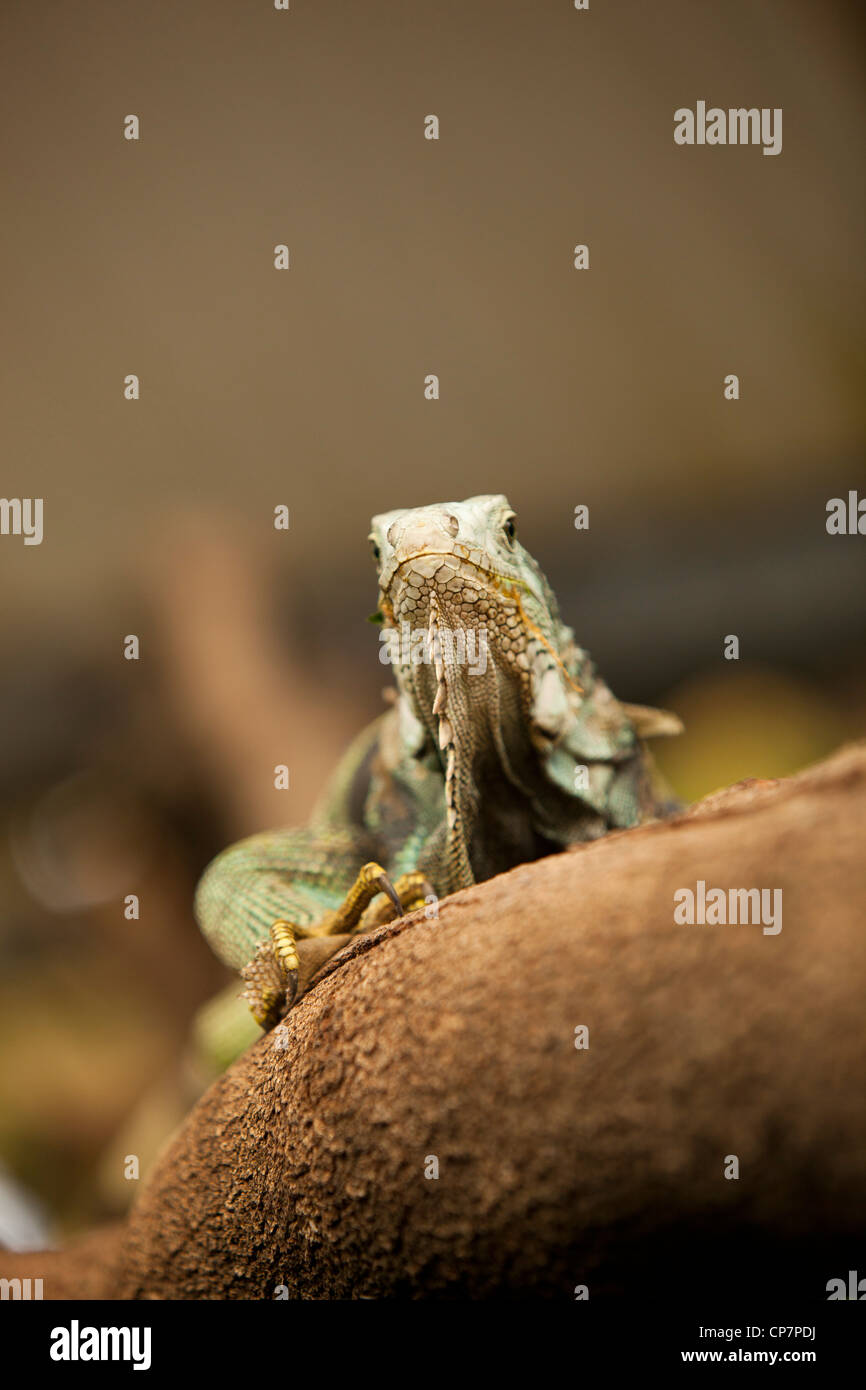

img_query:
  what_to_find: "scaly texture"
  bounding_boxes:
[194,495,681,1017]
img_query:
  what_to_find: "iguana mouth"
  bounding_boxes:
[385,551,528,629]
[386,550,524,600]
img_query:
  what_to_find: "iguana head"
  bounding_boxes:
[368,495,680,889]
[370,493,568,699]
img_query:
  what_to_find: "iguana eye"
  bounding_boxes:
[504,516,517,542]
[369,537,381,561]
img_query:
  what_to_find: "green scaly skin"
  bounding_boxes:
[194,495,682,1034]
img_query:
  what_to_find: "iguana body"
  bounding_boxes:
[195,495,681,1028]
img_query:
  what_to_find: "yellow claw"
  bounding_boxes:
[352,862,404,917]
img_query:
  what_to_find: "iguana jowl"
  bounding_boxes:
[195,495,682,1028]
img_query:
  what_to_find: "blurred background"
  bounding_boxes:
[0,0,864,1240]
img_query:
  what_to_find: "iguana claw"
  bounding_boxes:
[374,871,404,915]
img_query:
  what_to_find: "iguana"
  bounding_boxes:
[195,495,682,1032]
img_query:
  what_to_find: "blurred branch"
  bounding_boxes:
[4,744,864,1297]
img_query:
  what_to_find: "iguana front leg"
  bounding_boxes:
[195,828,432,1030]
[240,864,430,1028]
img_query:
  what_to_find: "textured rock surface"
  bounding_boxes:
[4,745,865,1298]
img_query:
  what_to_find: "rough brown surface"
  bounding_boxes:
[4,745,865,1299]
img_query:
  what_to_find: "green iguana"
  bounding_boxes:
[195,495,682,1031]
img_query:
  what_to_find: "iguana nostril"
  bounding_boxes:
[394,514,460,555]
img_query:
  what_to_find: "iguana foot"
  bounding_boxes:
[240,862,408,1029]
[240,920,301,1028]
